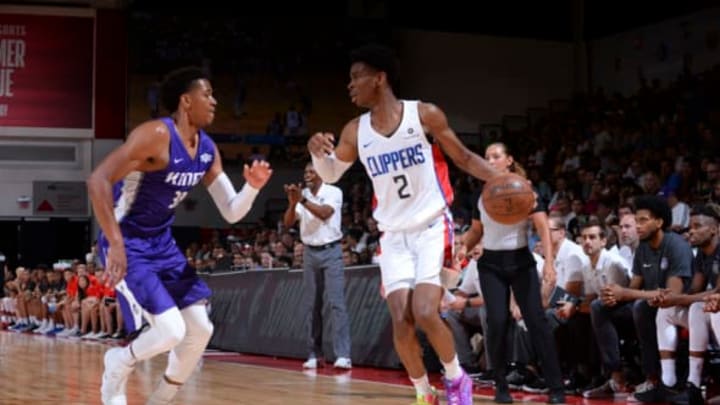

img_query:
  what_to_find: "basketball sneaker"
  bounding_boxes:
[302,357,318,369]
[414,387,439,405]
[101,347,135,405]
[443,370,474,405]
[333,357,352,369]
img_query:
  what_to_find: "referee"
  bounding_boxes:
[284,162,352,370]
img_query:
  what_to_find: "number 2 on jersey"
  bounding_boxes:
[393,174,412,199]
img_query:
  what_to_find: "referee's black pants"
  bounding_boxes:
[477,248,563,391]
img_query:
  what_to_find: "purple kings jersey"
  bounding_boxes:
[113,117,215,236]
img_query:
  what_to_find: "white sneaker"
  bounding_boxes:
[333,357,352,369]
[58,327,76,337]
[34,323,51,334]
[33,322,49,334]
[628,380,656,402]
[101,347,134,405]
[302,358,318,369]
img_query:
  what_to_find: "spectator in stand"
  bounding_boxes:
[640,204,720,404]
[667,191,690,233]
[8,267,35,332]
[79,274,104,339]
[601,195,693,400]
[57,268,79,337]
[443,244,485,375]
[99,269,124,339]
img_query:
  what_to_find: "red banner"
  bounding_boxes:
[0,13,94,129]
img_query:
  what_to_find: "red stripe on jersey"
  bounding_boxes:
[371,194,378,211]
[431,144,454,206]
[443,212,454,268]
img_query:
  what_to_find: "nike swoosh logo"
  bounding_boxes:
[174,158,183,164]
[362,142,373,148]
[642,263,652,268]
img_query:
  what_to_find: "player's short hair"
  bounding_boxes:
[634,195,672,231]
[350,44,400,89]
[160,66,207,113]
[580,218,606,238]
[691,203,720,223]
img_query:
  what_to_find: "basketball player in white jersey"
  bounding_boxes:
[308,44,498,405]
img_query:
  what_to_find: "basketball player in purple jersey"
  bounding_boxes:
[308,44,499,405]
[87,67,272,405]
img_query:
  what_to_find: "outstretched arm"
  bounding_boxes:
[204,145,272,224]
[419,103,499,182]
[307,118,359,183]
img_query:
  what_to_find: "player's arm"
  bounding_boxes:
[672,272,711,306]
[282,183,301,228]
[614,275,658,301]
[531,211,556,289]
[307,119,359,183]
[87,121,167,246]
[462,219,484,252]
[203,144,272,224]
[418,102,498,182]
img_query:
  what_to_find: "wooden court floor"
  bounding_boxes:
[0,331,520,404]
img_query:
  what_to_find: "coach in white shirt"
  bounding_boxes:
[284,162,351,370]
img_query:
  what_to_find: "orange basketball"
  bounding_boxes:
[481,173,535,225]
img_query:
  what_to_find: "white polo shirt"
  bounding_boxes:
[582,248,631,296]
[555,238,588,288]
[295,183,343,246]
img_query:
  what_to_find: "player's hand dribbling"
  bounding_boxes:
[107,243,127,286]
[244,160,273,189]
[307,132,335,157]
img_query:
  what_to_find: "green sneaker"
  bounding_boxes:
[413,387,439,405]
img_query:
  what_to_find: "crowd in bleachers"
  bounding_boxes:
[5,19,720,400]
[1,257,124,340]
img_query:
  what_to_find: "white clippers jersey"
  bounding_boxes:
[357,100,453,232]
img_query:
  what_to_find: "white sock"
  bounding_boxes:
[688,356,703,387]
[410,374,433,396]
[661,358,676,387]
[442,355,462,380]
